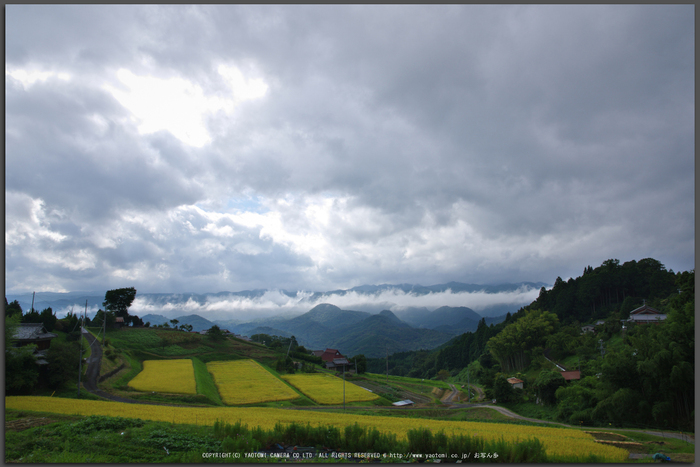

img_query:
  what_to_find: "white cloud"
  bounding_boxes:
[4,5,694,295]
[127,286,540,322]
[103,64,268,147]
[5,66,71,89]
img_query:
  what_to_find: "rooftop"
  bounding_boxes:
[13,323,57,341]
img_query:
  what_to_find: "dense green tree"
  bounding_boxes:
[45,340,80,390]
[92,309,115,329]
[487,309,558,372]
[493,374,514,403]
[5,298,22,317]
[102,287,136,318]
[350,354,367,374]
[40,307,57,332]
[5,313,39,395]
[534,370,566,406]
[5,345,40,395]
[206,325,226,342]
[275,356,295,374]
[554,376,601,425]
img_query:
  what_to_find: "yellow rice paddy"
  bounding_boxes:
[206,359,298,404]
[281,373,380,404]
[128,359,196,395]
[5,396,629,461]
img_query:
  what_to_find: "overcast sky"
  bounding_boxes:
[5,5,695,296]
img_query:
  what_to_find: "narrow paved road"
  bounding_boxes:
[82,328,141,403]
[81,328,184,405]
[445,400,694,445]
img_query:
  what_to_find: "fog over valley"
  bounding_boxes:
[6,282,545,323]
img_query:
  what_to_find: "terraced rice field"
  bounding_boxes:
[206,359,298,404]
[281,373,380,404]
[128,359,196,395]
[5,396,629,462]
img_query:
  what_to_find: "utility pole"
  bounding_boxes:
[102,307,107,346]
[385,345,389,386]
[78,300,86,398]
[467,368,470,403]
[31,291,35,313]
[343,364,346,412]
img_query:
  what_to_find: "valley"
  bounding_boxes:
[4,259,694,463]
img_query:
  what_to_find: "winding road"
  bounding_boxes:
[81,328,157,404]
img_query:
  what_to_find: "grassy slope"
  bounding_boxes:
[191,357,223,406]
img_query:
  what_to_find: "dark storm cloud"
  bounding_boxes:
[5,5,694,295]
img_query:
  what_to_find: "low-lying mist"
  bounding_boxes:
[125,286,540,322]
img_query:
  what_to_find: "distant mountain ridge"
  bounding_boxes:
[5,281,541,356]
[6,281,545,317]
[215,303,507,357]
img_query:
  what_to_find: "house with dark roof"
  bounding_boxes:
[13,323,57,351]
[627,303,666,324]
[325,357,351,371]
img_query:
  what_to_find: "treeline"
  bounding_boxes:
[5,303,85,395]
[532,258,678,324]
[369,258,684,379]
[367,316,513,378]
[367,258,694,430]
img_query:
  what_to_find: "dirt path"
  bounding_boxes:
[446,401,694,445]
[81,329,188,406]
[441,384,459,403]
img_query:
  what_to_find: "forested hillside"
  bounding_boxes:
[368,258,694,430]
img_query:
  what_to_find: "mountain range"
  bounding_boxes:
[213,303,509,357]
[6,281,545,357]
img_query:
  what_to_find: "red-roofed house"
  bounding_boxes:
[507,377,524,389]
[320,348,344,363]
[561,370,581,381]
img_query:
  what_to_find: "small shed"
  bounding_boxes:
[581,325,596,334]
[325,357,350,371]
[392,400,415,407]
[561,370,581,381]
[507,377,524,389]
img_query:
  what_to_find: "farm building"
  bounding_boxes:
[392,399,415,407]
[581,325,596,334]
[320,348,345,362]
[627,303,666,324]
[561,370,581,381]
[325,357,351,372]
[12,323,57,351]
[507,377,524,389]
